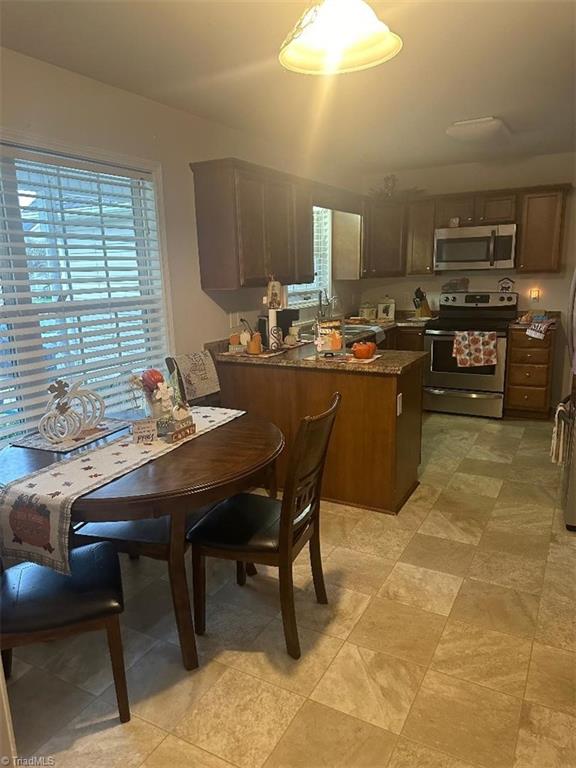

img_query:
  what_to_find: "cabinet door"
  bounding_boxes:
[293,185,314,284]
[235,170,268,287]
[363,202,405,277]
[434,196,475,228]
[396,327,425,351]
[517,190,565,273]
[332,210,362,280]
[406,199,435,275]
[265,178,295,284]
[475,193,516,224]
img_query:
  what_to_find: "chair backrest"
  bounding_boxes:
[279,393,341,555]
[165,352,221,406]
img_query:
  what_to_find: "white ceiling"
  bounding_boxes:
[1,0,574,175]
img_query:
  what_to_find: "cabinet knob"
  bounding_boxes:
[520,264,524,268]
[467,217,473,221]
[479,216,485,221]
[524,395,529,400]
[426,266,431,271]
[525,373,530,378]
[526,353,531,358]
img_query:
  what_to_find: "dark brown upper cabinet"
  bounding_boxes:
[434,195,475,228]
[362,201,405,277]
[190,158,313,290]
[235,168,268,287]
[474,192,516,224]
[406,199,435,275]
[517,189,566,273]
[292,183,315,284]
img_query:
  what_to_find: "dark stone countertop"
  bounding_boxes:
[215,342,429,376]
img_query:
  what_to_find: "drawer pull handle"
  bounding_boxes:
[525,373,530,377]
[526,354,531,358]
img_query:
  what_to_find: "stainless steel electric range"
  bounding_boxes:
[423,291,519,419]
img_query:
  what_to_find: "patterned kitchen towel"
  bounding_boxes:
[452,331,498,367]
[0,407,244,573]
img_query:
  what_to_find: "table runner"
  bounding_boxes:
[0,407,244,574]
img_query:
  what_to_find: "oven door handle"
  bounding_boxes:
[425,330,507,338]
[489,229,496,267]
[425,388,503,400]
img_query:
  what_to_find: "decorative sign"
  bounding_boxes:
[132,418,158,445]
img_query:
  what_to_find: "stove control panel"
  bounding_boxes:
[440,292,518,307]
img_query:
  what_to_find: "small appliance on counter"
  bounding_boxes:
[257,308,299,347]
[423,291,519,418]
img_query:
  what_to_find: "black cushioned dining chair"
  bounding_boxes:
[1,542,130,723]
[187,393,342,659]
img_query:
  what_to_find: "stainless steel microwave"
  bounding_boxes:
[433,223,516,271]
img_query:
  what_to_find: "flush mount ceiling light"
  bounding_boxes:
[446,117,512,143]
[279,0,403,75]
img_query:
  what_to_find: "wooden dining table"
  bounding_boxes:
[0,413,284,670]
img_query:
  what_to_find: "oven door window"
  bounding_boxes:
[432,338,496,376]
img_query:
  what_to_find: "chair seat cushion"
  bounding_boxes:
[1,542,123,636]
[186,494,282,552]
[75,506,214,548]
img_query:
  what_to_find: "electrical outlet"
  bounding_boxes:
[396,393,403,416]
[229,312,240,329]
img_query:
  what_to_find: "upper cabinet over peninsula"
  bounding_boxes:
[190,158,314,290]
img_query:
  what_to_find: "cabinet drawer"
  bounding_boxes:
[509,347,550,365]
[508,364,549,387]
[509,329,552,349]
[506,385,548,411]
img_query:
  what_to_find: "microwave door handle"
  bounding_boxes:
[488,229,496,267]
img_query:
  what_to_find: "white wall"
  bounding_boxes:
[0,48,348,353]
[359,154,576,400]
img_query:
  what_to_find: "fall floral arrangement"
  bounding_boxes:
[130,368,175,419]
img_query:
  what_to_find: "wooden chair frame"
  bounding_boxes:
[1,614,130,723]
[191,393,341,659]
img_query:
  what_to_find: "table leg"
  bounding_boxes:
[168,510,199,670]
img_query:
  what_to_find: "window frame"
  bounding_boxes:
[286,206,333,309]
[0,130,175,443]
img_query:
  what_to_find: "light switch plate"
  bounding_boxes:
[396,393,403,416]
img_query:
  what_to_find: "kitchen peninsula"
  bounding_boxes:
[215,345,428,513]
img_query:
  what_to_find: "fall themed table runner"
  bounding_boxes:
[0,407,244,573]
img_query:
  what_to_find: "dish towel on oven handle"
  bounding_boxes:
[0,407,244,574]
[452,331,498,367]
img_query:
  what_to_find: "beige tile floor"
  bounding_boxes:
[7,413,576,768]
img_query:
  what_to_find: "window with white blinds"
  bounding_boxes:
[0,145,170,445]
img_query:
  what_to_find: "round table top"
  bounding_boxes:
[0,414,284,519]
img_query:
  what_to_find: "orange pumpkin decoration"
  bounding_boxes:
[352,341,376,359]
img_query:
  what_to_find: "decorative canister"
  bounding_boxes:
[359,302,377,321]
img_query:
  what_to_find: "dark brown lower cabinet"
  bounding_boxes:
[504,329,556,418]
[395,327,426,351]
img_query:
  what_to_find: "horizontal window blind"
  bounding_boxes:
[0,145,169,445]
[287,206,332,307]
